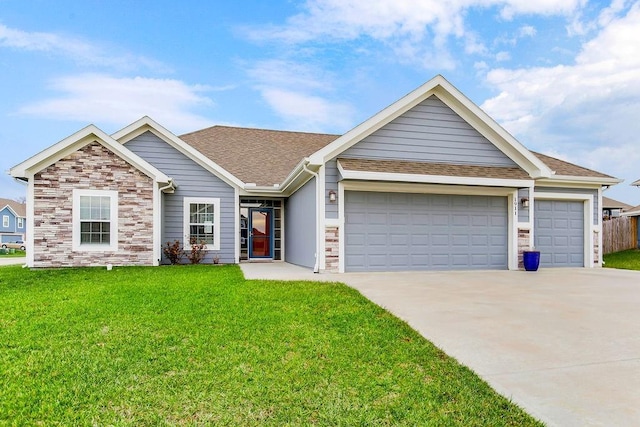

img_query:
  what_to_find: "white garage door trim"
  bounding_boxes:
[337,181,519,272]
[531,191,595,268]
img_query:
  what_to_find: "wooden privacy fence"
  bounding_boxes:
[602,216,638,254]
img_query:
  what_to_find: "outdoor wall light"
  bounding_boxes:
[521,197,529,208]
[328,190,337,202]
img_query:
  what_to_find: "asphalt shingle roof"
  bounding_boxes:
[179,126,615,185]
[180,126,338,186]
[338,158,531,180]
[531,152,615,179]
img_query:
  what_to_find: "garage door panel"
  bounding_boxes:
[345,192,508,271]
[432,234,449,246]
[535,200,584,267]
[432,214,449,226]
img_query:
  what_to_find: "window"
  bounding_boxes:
[17,217,24,229]
[184,197,220,250]
[72,189,118,251]
[2,215,8,228]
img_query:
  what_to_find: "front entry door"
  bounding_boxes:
[249,208,273,258]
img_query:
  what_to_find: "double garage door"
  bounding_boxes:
[345,191,508,272]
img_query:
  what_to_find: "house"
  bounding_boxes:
[602,196,634,219]
[0,197,26,244]
[10,75,621,271]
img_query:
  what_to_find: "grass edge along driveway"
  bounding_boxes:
[0,265,541,426]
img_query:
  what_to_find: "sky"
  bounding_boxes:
[1,0,639,205]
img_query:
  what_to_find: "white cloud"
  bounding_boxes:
[247,60,355,131]
[481,2,640,201]
[245,0,585,69]
[18,74,215,133]
[518,25,537,37]
[260,88,354,131]
[495,51,511,61]
[0,24,167,72]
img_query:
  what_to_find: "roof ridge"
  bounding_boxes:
[180,124,340,138]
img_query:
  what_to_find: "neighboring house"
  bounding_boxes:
[602,196,634,219]
[0,197,26,244]
[10,75,621,271]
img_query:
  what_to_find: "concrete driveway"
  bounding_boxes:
[242,264,640,426]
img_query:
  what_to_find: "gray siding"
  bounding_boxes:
[325,95,518,218]
[535,187,599,225]
[325,160,339,219]
[126,131,236,264]
[285,177,317,268]
[341,96,517,167]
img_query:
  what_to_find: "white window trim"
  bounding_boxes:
[2,215,8,228]
[183,197,220,251]
[72,189,118,252]
[17,217,24,229]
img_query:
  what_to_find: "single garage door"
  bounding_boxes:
[534,200,584,267]
[345,191,508,272]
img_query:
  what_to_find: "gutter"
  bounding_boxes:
[159,178,176,193]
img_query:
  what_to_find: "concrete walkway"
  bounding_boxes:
[241,263,640,427]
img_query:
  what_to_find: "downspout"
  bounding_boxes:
[303,164,321,273]
[156,179,175,265]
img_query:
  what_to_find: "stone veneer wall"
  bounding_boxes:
[324,226,339,272]
[33,142,155,267]
[593,230,600,266]
[517,228,531,269]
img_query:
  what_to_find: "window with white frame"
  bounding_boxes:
[183,197,220,250]
[2,215,8,228]
[17,217,24,229]
[72,189,118,251]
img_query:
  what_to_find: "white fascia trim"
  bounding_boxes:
[308,75,550,179]
[432,86,551,178]
[114,117,244,189]
[342,180,517,197]
[338,163,534,189]
[10,124,171,185]
[0,205,19,217]
[536,175,622,186]
[309,78,446,165]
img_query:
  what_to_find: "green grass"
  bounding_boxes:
[0,249,25,258]
[0,265,541,426]
[604,248,640,270]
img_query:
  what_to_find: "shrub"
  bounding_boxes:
[186,238,206,264]
[163,240,184,265]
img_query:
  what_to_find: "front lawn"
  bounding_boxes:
[603,248,640,270]
[0,249,25,258]
[0,265,540,425]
